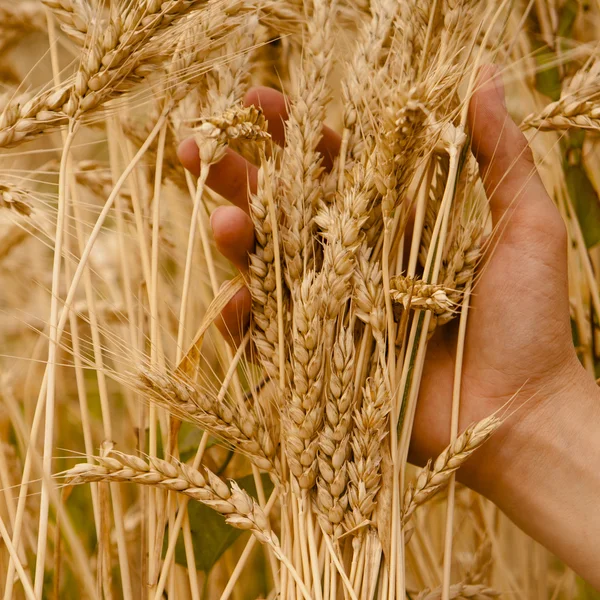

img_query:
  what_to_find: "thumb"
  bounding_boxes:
[468,65,563,241]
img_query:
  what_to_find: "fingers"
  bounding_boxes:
[211,206,255,272]
[215,285,252,347]
[177,139,257,213]
[244,86,342,170]
[468,66,565,239]
[211,206,254,345]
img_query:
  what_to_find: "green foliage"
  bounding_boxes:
[166,472,274,573]
[564,162,600,248]
[564,131,600,248]
[577,576,600,599]
[178,422,219,463]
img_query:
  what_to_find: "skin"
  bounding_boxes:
[178,68,600,587]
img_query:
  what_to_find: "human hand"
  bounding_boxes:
[178,72,600,586]
[178,69,580,471]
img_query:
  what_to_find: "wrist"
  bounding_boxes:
[467,358,600,586]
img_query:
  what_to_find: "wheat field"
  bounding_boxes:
[0,0,599,598]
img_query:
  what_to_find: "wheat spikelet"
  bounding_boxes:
[402,417,502,524]
[285,272,326,491]
[194,105,270,164]
[522,59,600,131]
[137,369,280,474]
[413,582,500,600]
[64,451,278,545]
[345,369,389,530]
[42,0,94,44]
[249,156,285,384]
[390,275,456,315]
[279,0,335,284]
[0,183,34,217]
[0,1,244,147]
[377,85,428,218]
[522,99,600,132]
[341,0,399,163]
[315,183,370,337]
[353,249,386,349]
[316,326,355,536]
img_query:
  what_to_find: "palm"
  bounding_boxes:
[413,215,573,465]
[412,74,577,469]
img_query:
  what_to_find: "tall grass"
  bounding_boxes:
[0,0,598,598]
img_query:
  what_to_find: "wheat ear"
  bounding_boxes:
[402,417,502,524]
[413,582,500,600]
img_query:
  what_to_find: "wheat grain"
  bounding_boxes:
[279,0,335,284]
[285,273,326,491]
[249,156,286,384]
[316,326,355,536]
[345,369,389,530]
[389,275,456,315]
[0,1,243,147]
[413,582,500,600]
[402,417,502,524]
[42,0,94,45]
[137,369,280,474]
[64,451,278,545]
[522,59,600,131]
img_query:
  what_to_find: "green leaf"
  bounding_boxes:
[564,162,600,248]
[576,576,600,599]
[527,0,579,102]
[557,0,578,38]
[533,48,562,101]
[166,472,274,573]
[178,422,219,463]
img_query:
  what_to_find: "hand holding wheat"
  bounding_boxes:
[5,1,600,596]
[178,67,577,478]
[178,66,600,587]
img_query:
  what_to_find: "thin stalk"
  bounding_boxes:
[304,494,323,600]
[148,120,169,591]
[0,514,36,600]
[218,491,279,600]
[34,124,76,597]
[321,533,358,600]
[441,280,473,600]
[153,335,249,600]
[7,106,170,600]
[176,164,210,362]
[3,383,98,599]
[182,512,201,600]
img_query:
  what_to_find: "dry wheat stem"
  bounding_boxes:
[442,278,473,600]
[34,123,77,597]
[6,106,170,598]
